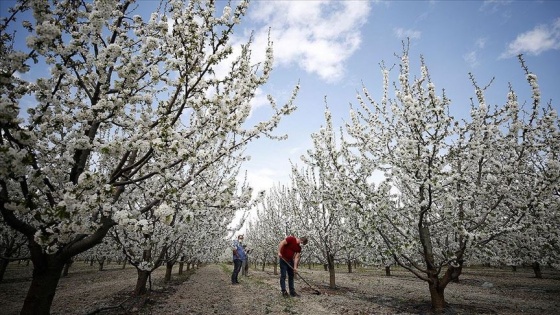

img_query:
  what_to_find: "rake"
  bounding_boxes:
[280,257,321,295]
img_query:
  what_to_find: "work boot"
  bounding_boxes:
[290,291,300,297]
[282,291,289,297]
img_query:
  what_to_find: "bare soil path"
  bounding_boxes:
[1,261,559,314]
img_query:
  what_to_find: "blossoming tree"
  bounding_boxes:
[290,109,357,288]
[342,48,559,311]
[112,158,253,295]
[0,0,297,313]
[0,217,28,282]
[248,185,296,273]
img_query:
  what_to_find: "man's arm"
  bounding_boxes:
[278,239,287,257]
[232,241,239,259]
[293,252,301,270]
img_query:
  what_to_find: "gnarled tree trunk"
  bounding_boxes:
[327,253,336,289]
[0,258,9,282]
[385,265,391,276]
[16,219,113,315]
[178,255,185,275]
[532,261,542,279]
[428,279,446,312]
[62,259,73,277]
[20,256,66,315]
[97,256,105,271]
[164,261,174,282]
[418,225,465,313]
[134,269,151,295]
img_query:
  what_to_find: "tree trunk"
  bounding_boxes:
[164,261,173,282]
[347,260,352,273]
[178,261,184,275]
[385,266,391,276]
[532,261,542,279]
[451,265,461,283]
[0,258,9,282]
[419,225,451,313]
[428,281,446,313]
[178,256,185,275]
[134,269,151,295]
[97,257,105,271]
[327,254,336,289]
[62,259,73,277]
[512,265,517,272]
[20,258,65,315]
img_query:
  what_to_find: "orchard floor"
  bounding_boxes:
[1,261,559,315]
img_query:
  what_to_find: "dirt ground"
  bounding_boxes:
[1,261,559,315]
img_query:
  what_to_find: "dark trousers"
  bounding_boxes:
[232,259,242,283]
[279,258,295,293]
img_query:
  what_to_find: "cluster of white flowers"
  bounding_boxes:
[154,203,174,225]
[137,261,153,271]
[136,219,152,235]
[252,46,560,287]
[526,73,540,103]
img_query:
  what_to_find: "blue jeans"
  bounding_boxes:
[279,258,295,293]
[232,259,242,283]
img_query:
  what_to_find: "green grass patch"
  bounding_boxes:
[219,262,232,274]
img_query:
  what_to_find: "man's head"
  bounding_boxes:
[299,236,308,245]
[237,234,244,242]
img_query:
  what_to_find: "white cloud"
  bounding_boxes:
[479,0,513,22]
[476,37,487,49]
[248,88,269,115]
[500,18,560,58]
[463,51,479,68]
[393,27,421,40]
[244,167,280,194]
[480,0,513,13]
[247,1,371,83]
[464,37,487,68]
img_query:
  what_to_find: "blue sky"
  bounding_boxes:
[3,0,559,196]
[233,0,560,194]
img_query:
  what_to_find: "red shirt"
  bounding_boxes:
[280,236,301,260]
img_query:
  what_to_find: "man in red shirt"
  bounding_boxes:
[277,235,308,297]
